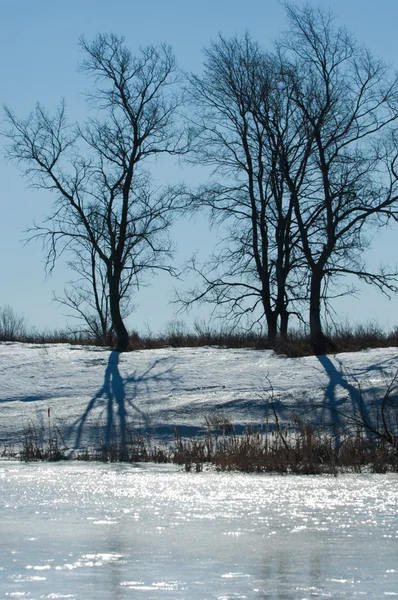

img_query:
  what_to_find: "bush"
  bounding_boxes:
[0,305,27,341]
[1,314,397,356]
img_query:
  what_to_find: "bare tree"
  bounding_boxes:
[178,8,398,352]
[4,34,186,351]
[274,4,398,354]
[53,243,132,345]
[178,34,305,344]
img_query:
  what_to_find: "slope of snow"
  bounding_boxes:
[0,342,397,450]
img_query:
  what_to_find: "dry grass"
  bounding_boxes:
[173,423,398,474]
[2,321,396,357]
[3,416,396,474]
[18,422,67,462]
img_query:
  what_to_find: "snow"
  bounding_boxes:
[0,342,397,450]
[1,462,398,598]
[1,342,398,450]
[1,343,398,598]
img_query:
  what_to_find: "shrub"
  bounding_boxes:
[0,305,27,341]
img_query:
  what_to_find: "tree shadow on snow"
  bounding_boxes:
[315,354,395,445]
[69,351,177,450]
[317,355,362,425]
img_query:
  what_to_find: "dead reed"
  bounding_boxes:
[4,417,396,474]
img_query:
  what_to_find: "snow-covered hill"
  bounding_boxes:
[0,342,397,451]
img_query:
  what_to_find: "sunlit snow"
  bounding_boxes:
[0,342,396,450]
[0,342,397,598]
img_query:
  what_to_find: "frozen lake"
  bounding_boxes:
[1,462,398,599]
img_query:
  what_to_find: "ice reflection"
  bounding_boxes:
[0,463,398,598]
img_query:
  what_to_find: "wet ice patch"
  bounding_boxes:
[44,595,75,599]
[55,552,124,570]
[120,581,185,591]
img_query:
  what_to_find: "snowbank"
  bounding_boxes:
[0,342,396,450]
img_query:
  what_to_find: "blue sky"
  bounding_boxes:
[1,0,398,334]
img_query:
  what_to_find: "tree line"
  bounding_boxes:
[4,3,398,354]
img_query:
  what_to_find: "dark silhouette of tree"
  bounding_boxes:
[4,34,187,351]
[178,34,305,344]
[180,8,398,353]
[53,243,131,345]
[276,3,398,353]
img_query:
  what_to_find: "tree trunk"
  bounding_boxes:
[309,270,328,355]
[266,311,278,347]
[275,282,289,339]
[279,309,289,339]
[108,272,129,352]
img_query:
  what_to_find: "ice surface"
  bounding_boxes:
[1,462,398,598]
[0,343,397,450]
